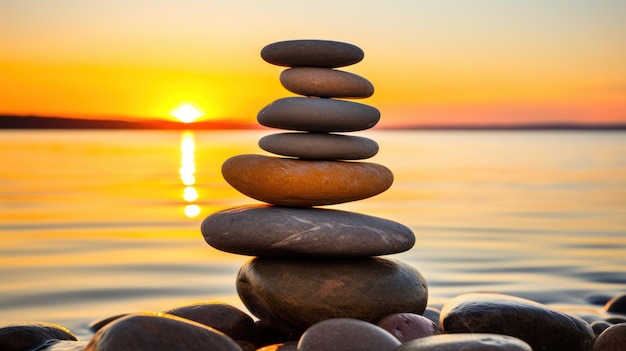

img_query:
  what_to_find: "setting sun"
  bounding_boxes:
[170,103,204,123]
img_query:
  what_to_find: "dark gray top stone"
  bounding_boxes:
[258,132,379,160]
[257,97,380,132]
[261,39,364,68]
[201,205,415,257]
[280,67,374,98]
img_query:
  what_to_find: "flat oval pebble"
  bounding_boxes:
[84,312,242,351]
[377,313,440,342]
[280,67,374,98]
[261,39,364,68]
[222,154,393,207]
[201,205,414,257]
[0,322,77,351]
[257,97,380,132]
[594,323,626,351]
[298,318,400,351]
[259,132,379,160]
[440,293,596,351]
[394,333,532,351]
[237,257,428,331]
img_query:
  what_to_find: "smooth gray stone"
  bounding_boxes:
[440,293,596,351]
[257,97,380,132]
[298,318,400,351]
[280,67,374,98]
[261,39,364,68]
[0,322,77,351]
[594,323,626,351]
[377,313,440,342]
[237,257,428,331]
[201,205,415,257]
[394,334,532,351]
[258,132,379,160]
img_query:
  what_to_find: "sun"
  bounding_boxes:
[170,103,204,123]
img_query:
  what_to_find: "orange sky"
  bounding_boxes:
[1,1,625,127]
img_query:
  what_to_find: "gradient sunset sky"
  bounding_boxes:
[1,0,625,127]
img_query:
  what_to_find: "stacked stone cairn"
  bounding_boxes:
[201,39,429,342]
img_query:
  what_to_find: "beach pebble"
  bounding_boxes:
[165,302,256,342]
[604,293,626,315]
[222,154,393,207]
[41,340,88,351]
[0,322,77,351]
[84,312,242,351]
[237,257,428,331]
[377,313,440,342]
[258,132,379,160]
[201,205,414,257]
[440,293,596,351]
[593,323,626,351]
[298,318,400,351]
[280,67,374,98]
[261,39,364,68]
[257,97,380,132]
[393,333,532,351]
[591,320,612,337]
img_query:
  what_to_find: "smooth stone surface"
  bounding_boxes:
[43,340,89,351]
[201,205,414,257]
[604,293,626,315]
[280,67,374,98]
[591,320,612,337]
[440,293,596,351]
[84,312,242,351]
[261,39,364,68]
[259,132,379,160]
[594,323,626,351]
[0,322,77,351]
[165,302,256,342]
[222,154,393,207]
[298,318,400,351]
[394,333,532,351]
[257,97,380,132]
[377,313,440,342]
[237,257,428,331]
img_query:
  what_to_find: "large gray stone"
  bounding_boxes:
[257,97,380,132]
[201,205,415,257]
[258,132,378,160]
[280,67,374,98]
[394,334,532,351]
[440,293,596,351]
[237,257,428,332]
[261,39,364,68]
[298,318,400,351]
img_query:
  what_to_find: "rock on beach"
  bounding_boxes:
[297,318,400,351]
[0,322,77,351]
[280,67,374,98]
[394,333,532,351]
[261,39,364,68]
[258,132,379,160]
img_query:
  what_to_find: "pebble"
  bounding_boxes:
[261,39,364,68]
[0,322,77,351]
[42,340,88,351]
[593,323,626,351]
[165,302,256,342]
[258,132,379,160]
[84,312,242,351]
[257,97,380,132]
[222,154,393,207]
[377,313,441,342]
[394,333,532,351]
[591,320,612,337]
[201,205,414,257]
[298,318,400,351]
[604,293,626,315]
[280,67,374,98]
[237,257,428,331]
[440,293,596,351]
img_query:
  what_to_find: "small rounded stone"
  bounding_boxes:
[237,257,428,331]
[298,318,400,351]
[394,333,532,351]
[201,205,414,257]
[257,97,380,132]
[84,312,242,351]
[0,322,77,351]
[258,132,379,160]
[261,39,364,68]
[280,67,374,98]
[604,293,626,315]
[377,313,440,342]
[591,320,612,337]
[222,154,393,207]
[594,323,626,351]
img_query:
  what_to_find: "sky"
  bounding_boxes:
[1,0,625,127]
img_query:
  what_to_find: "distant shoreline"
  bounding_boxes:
[1,115,625,131]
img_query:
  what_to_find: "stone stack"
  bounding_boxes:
[201,39,428,334]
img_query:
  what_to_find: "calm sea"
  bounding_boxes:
[1,130,625,339]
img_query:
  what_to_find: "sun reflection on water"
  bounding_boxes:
[180,131,200,217]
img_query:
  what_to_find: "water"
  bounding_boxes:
[1,130,625,339]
